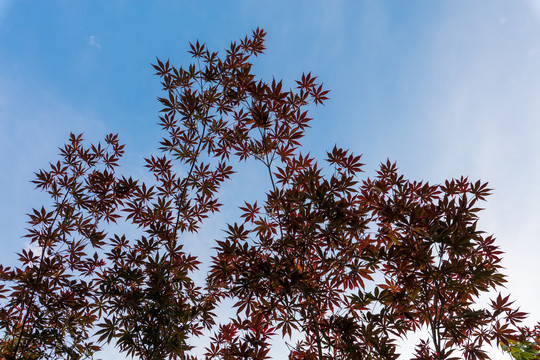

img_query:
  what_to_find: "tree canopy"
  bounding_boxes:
[1,29,538,360]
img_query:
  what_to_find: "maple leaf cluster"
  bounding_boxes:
[0,29,538,360]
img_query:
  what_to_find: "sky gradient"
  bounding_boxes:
[1,1,539,358]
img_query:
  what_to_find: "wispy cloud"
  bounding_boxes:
[416,1,540,335]
[0,76,107,266]
[88,35,101,49]
[0,0,13,23]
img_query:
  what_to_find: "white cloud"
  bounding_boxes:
[24,241,44,260]
[89,35,102,49]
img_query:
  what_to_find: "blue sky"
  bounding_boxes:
[1,1,540,358]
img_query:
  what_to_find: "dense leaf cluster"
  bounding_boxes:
[0,29,538,360]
